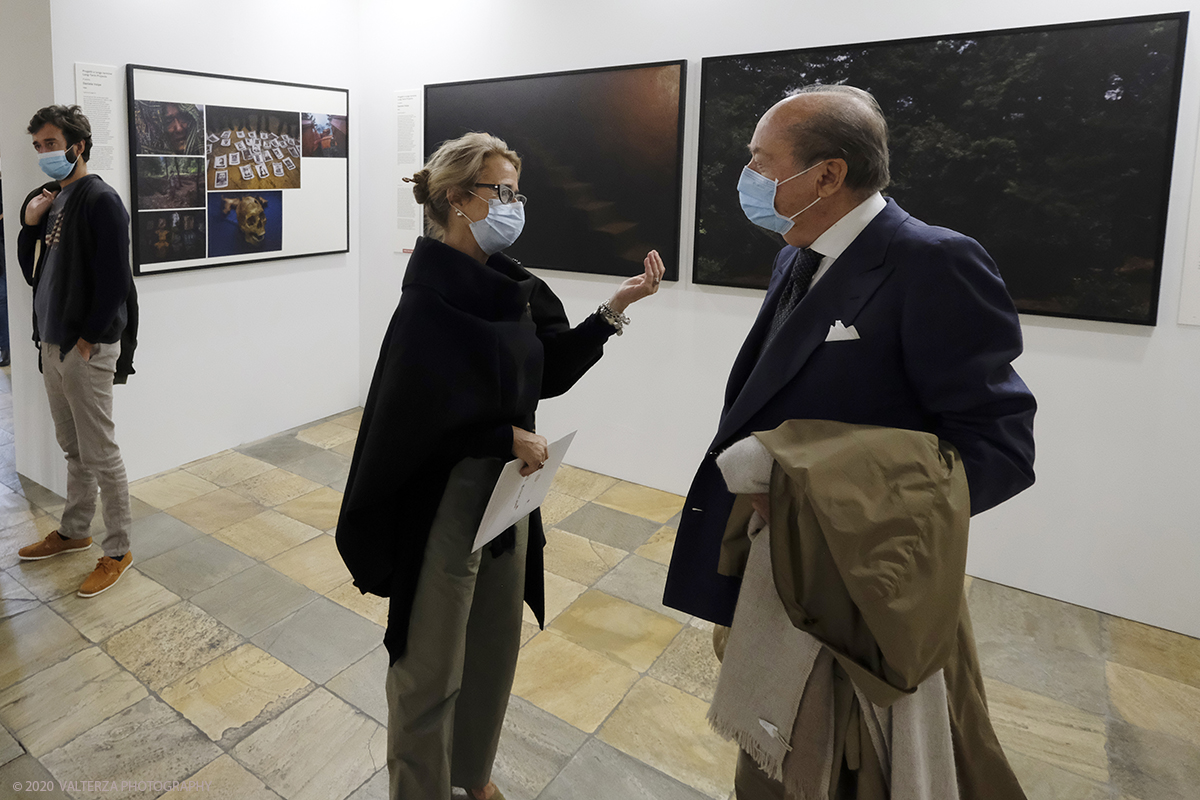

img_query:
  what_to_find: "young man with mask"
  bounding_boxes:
[16,104,139,598]
[663,86,1037,798]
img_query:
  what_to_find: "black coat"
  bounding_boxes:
[17,177,138,382]
[336,236,615,663]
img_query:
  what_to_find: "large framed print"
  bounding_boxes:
[424,61,686,281]
[127,64,349,275]
[695,13,1187,325]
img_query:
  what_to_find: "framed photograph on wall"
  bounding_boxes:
[127,64,349,275]
[424,60,686,281]
[694,13,1187,325]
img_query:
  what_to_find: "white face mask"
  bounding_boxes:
[453,192,526,255]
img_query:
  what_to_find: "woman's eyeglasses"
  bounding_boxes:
[474,183,527,206]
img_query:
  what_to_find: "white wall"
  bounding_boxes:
[356,0,1200,639]
[0,0,363,491]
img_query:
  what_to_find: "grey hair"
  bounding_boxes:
[784,85,890,195]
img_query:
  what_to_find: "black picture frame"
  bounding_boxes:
[424,60,687,281]
[127,64,350,276]
[694,13,1188,325]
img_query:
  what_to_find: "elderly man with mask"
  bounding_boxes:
[664,85,1036,799]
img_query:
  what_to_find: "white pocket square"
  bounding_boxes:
[825,320,860,342]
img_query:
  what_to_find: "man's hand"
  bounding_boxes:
[750,493,769,521]
[512,426,549,477]
[24,189,58,226]
[75,339,93,361]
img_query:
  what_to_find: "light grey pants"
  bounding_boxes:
[41,341,132,558]
[386,457,528,800]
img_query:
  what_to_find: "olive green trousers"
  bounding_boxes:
[386,458,528,800]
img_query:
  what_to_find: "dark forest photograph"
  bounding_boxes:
[135,156,205,210]
[425,62,686,280]
[695,13,1186,325]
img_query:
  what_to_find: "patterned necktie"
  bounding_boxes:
[764,247,822,349]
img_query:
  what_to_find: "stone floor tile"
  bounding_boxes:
[550,590,681,672]
[985,677,1108,784]
[128,512,204,561]
[543,527,626,585]
[1107,661,1200,749]
[174,753,282,800]
[522,571,586,627]
[1107,719,1200,800]
[595,554,689,624]
[190,563,316,637]
[520,621,540,646]
[182,450,275,488]
[971,580,1107,714]
[0,492,45,532]
[635,525,677,566]
[236,434,326,468]
[539,737,714,800]
[14,475,66,517]
[40,696,221,800]
[250,596,383,684]
[0,647,146,756]
[598,677,738,800]
[540,491,587,528]
[594,482,685,524]
[6,548,95,602]
[971,579,1104,656]
[104,602,241,691]
[490,696,588,800]
[233,689,386,800]
[333,439,357,458]
[0,604,88,690]
[0,515,60,569]
[331,409,363,430]
[1106,614,1200,690]
[326,582,388,627]
[346,769,388,800]
[129,470,219,510]
[284,449,353,487]
[551,465,620,502]
[138,536,256,599]
[0,569,38,621]
[647,624,723,703]
[0,723,21,767]
[267,534,353,595]
[229,468,323,508]
[165,488,263,535]
[511,631,638,733]
[48,569,179,642]
[295,421,358,450]
[1005,751,1110,800]
[556,503,661,552]
[327,645,389,724]
[160,643,312,745]
[0,755,72,799]
[214,510,323,561]
[275,486,344,531]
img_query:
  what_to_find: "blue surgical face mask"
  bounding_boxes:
[455,192,526,255]
[737,161,823,235]
[38,145,79,182]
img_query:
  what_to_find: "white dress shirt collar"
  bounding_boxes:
[809,192,887,285]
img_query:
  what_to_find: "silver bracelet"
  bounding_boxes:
[598,302,630,336]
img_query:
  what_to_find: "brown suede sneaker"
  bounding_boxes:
[18,530,93,561]
[77,552,133,598]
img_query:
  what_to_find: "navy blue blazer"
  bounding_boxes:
[663,199,1036,625]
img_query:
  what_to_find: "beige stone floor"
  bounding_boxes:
[0,382,1198,798]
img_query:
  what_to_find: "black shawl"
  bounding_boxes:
[336,236,614,663]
